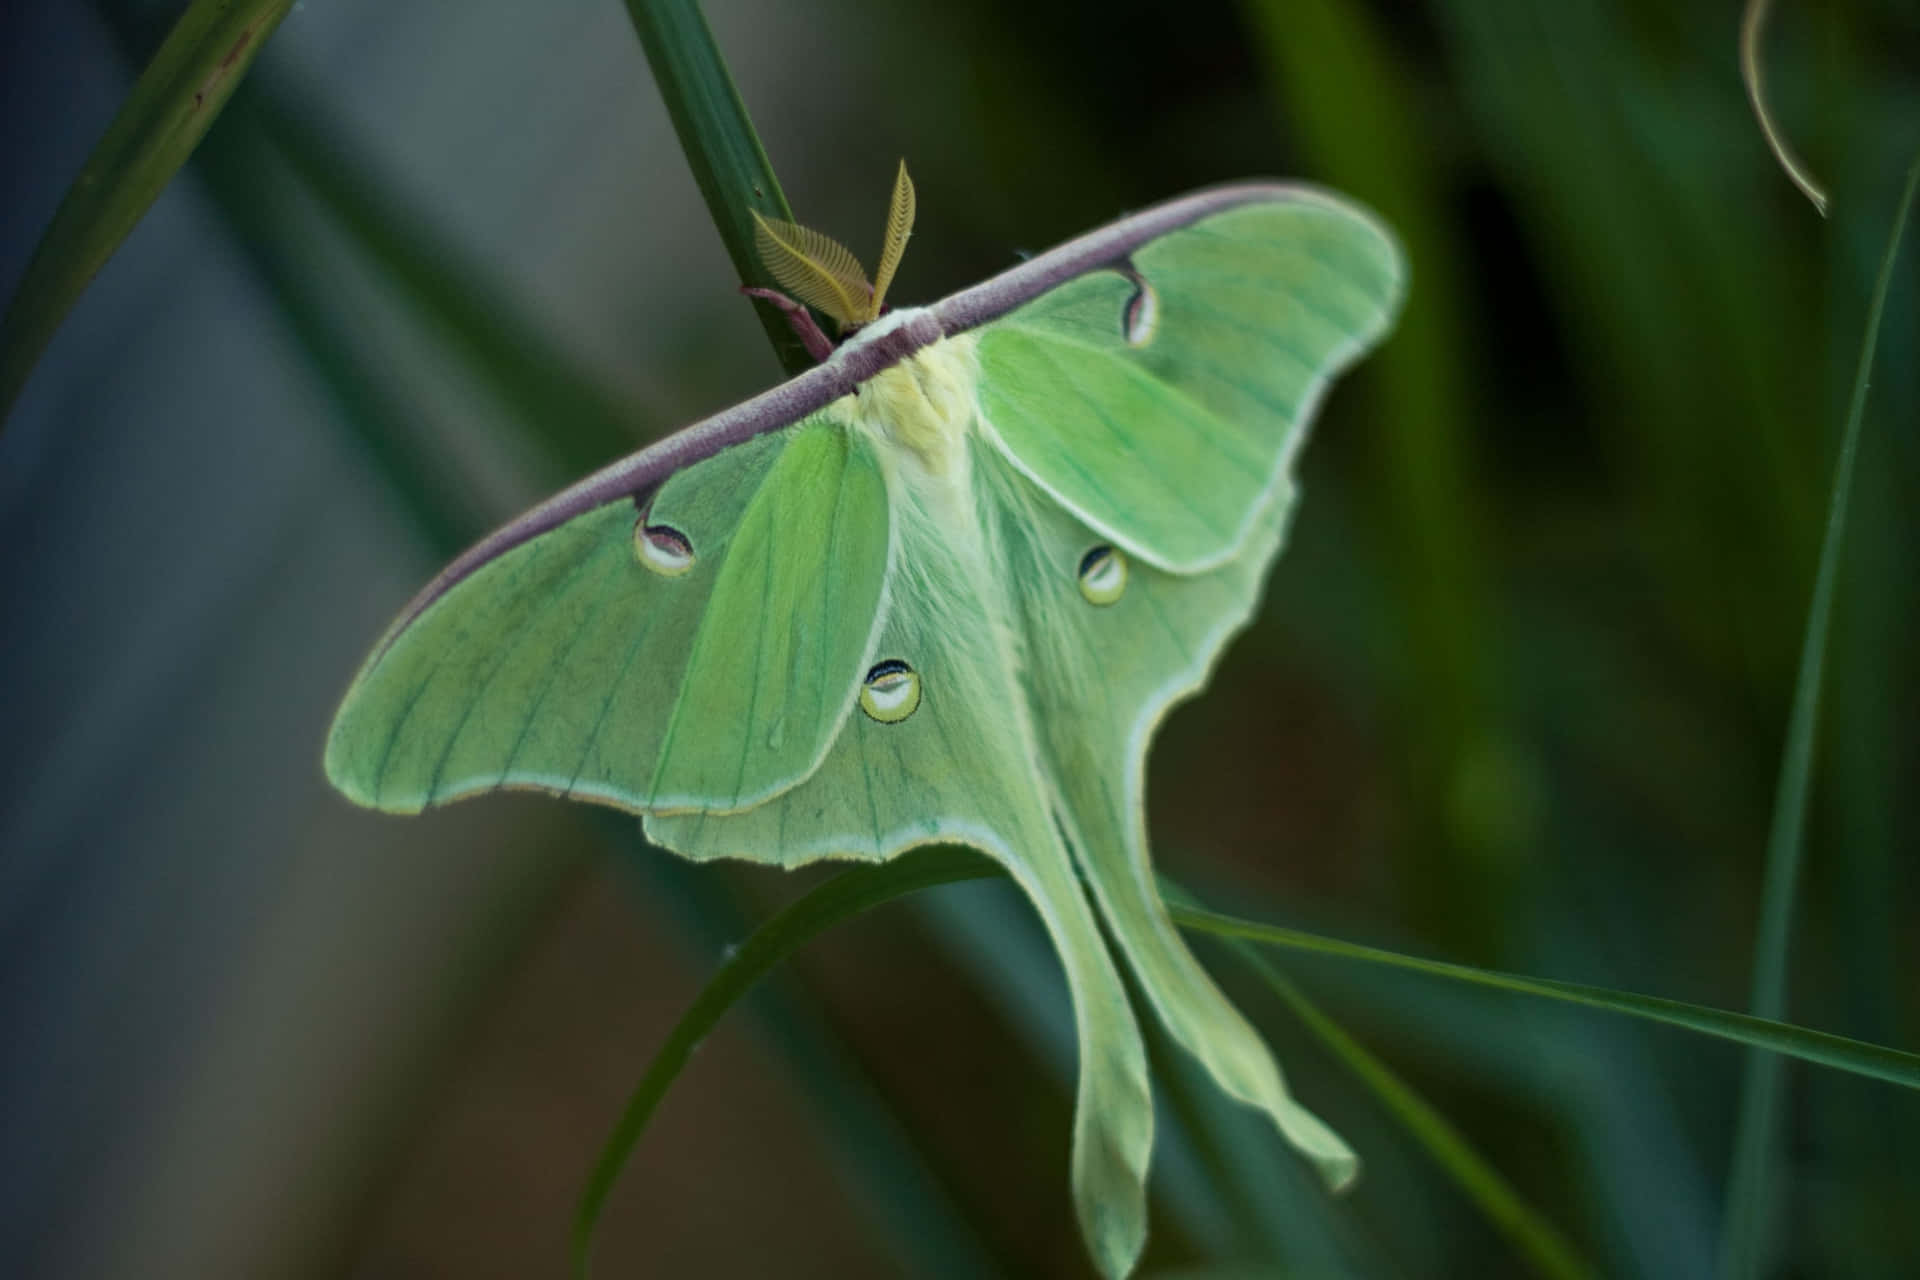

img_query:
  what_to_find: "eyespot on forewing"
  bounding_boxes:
[634,519,695,576]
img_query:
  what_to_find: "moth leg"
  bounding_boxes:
[740,286,836,363]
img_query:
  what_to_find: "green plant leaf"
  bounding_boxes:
[1168,897,1920,1093]
[1719,153,1920,1278]
[572,846,1000,1277]
[603,823,1005,1280]
[0,0,294,427]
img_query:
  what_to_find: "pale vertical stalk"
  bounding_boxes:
[1739,0,1830,215]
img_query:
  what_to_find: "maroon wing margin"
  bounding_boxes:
[368,182,1323,652]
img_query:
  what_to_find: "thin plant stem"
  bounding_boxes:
[619,0,816,376]
[570,848,1000,1277]
[1718,154,1920,1278]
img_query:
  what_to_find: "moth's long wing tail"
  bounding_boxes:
[981,434,1358,1194]
[1063,798,1358,1191]
[1001,824,1156,1280]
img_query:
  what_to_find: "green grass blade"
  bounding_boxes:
[1216,938,1594,1280]
[0,0,294,428]
[572,847,999,1278]
[618,0,816,377]
[1167,899,1920,1093]
[604,827,1005,1280]
[1718,153,1920,1278]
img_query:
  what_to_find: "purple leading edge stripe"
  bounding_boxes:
[371,181,1327,649]
[929,181,1340,332]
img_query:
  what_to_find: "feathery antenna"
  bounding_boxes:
[870,161,917,320]
[751,214,872,330]
[750,162,918,333]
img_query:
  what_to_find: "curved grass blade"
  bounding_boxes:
[1719,153,1920,1278]
[1209,931,1594,1279]
[0,0,294,428]
[1167,898,1920,1094]
[1739,0,1829,216]
[572,847,999,1278]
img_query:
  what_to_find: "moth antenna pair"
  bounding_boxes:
[750,160,916,344]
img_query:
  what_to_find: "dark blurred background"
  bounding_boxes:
[2,1,1915,1276]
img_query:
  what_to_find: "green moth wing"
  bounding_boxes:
[325,181,1404,1280]
[325,420,889,814]
[1004,459,1362,1189]
[971,196,1400,571]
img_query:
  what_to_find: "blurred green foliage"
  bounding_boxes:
[3,0,1915,1277]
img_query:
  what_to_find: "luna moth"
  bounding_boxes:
[326,163,1403,1278]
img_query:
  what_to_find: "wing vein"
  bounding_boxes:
[420,530,612,804]
[371,539,551,804]
[1027,339,1240,539]
[497,535,632,783]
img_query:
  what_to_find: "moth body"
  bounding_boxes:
[832,315,976,473]
[832,323,1024,715]
[833,323,992,622]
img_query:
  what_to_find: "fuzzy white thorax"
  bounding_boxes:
[829,320,981,485]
